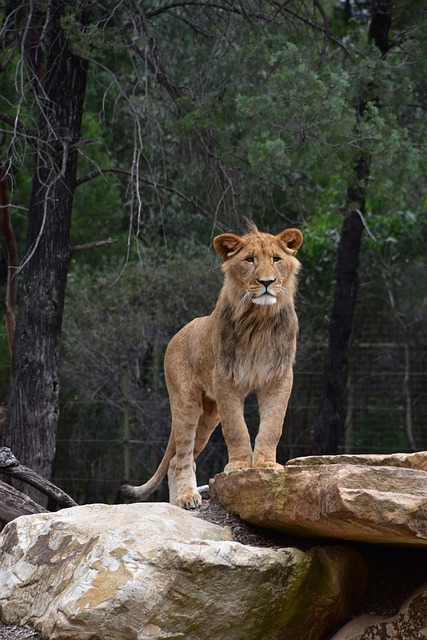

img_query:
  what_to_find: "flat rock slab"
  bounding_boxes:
[209,463,427,546]
[0,503,366,640]
[287,452,427,472]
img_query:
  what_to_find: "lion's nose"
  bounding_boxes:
[257,278,276,288]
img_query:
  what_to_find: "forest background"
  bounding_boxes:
[0,0,426,505]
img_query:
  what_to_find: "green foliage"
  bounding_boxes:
[235,42,354,173]
[61,11,123,59]
[71,113,124,266]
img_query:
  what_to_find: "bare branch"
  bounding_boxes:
[387,25,421,51]
[0,447,77,509]
[71,238,118,254]
[0,111,31,136]
[125,0,193,103]
[313,0,330,58]
[145,1,275,22]
[76,165,228,230]
[0,41,17,72]
[269,1,355,59]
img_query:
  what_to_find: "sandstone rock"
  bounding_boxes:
[331,582,427,639]
[0,503,367,640]
[287,451,427,473]
[209,465,427,546]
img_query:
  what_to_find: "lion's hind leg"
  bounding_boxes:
[168,391,205,509]
[172,433,201,510]
[193,396,220,459]
[168,454,198,504]
[169,396,219,509]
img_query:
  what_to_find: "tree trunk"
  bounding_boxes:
[311,190,366,454]
[311,0,392,455]
[0,159,18,355]
[3,2,88,502]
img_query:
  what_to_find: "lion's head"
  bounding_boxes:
[213,224,303,309]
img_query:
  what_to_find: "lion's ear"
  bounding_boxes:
[276,228,303,255]
[213,233,244,260]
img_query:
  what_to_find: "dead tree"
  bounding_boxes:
[0,447,76,525]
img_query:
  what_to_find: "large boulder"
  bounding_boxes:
[0,502,367,640]
[209,460,427,546]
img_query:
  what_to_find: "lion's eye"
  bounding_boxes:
[272,256,281,263]
[245,256,254,263]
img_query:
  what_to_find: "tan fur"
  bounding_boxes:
[119,224,303,509]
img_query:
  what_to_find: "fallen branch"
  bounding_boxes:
[0,481,47,523]
[0,448,77,509]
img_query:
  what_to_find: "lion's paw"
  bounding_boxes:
[254,461,284,470]
[176,490,202,510]
[224,460,251,472]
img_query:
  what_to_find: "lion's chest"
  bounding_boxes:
[215,300,298,391]
[234,353,281,389]
[219,331,294,390]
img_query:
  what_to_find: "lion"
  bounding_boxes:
[119,223,303,509]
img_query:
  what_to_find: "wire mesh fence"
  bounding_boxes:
[51,337,427,504]
[1,324,426,504]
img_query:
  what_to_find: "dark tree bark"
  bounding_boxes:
[312,159,368,454]
[311,0,392,454]
[0,159,18,355]
[3,2,88,502]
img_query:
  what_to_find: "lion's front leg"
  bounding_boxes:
[214,379,252,472]
[253,371,293,469]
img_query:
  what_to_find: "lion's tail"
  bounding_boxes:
[117,436,176,503]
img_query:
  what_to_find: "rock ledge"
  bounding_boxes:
[209,454,427,546]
